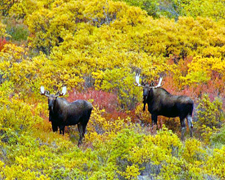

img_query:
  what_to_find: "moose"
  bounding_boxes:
[135,74,194,140]
[40,86,93,146]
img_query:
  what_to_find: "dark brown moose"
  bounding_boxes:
[40,86,93,146]
[135,74,194,140]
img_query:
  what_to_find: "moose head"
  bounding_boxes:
[135,73,163,110]
[40,86,67,112]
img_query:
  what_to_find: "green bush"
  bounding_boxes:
[211,125,225,146]
[2,17,29,42]
[6,24,29,42]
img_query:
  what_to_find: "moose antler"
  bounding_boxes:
[55,86,67,97]
[154,77,163,88]
[135,73,163,89]
[40,86,45,94]
[59,86,67,96]
[40,86,50,97]
[41,86,67,97]
[135,73,143,87]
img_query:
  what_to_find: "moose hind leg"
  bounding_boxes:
[77,110,92,146]
[77,123,83,146]
[151,114,158,134]
[187,115,193,137]
[59,125,65,135]
[82,122,88,140]
[180,118,186,141]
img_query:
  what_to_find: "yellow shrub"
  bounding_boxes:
[204,146,225,179]
[0,98,42,132]
[123,164,140,180]
[135,103,151,124]
[182,139,206,164]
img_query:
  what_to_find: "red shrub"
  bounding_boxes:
[0,37,7,51]
[68,88,143,121]
[68,88,119,113]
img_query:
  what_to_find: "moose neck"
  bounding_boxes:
[147,88,154,101]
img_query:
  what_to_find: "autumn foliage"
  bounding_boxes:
[0,0,225,179]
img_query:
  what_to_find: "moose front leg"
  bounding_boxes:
[143,95,147,111]
[143,100,147,111]
[151,114,158,126]
[52,122,58,132]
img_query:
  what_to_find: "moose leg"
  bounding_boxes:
[151,114,158,127]
[143,102,146,111]
[82,123,88,141]
[187,115,193,137]
[151,114,158,134]
[59,125,65,135]
[52,122,58,132]
[180,118,186,141]
[77,123,83,146]
[143,95,148,111]
[77,110,92,146]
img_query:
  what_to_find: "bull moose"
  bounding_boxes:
[135,74,194,140]
[40,86,93,146]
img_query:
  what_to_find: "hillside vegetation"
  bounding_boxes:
[0,0,225,179]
